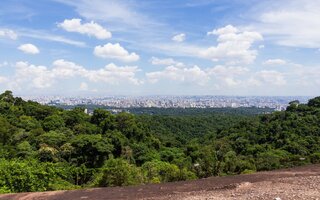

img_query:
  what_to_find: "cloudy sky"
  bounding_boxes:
[0,0,320,96]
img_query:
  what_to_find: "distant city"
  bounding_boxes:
[21,96,312,111]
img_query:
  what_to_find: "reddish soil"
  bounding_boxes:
[1,164,320,200]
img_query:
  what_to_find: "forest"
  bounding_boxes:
[0,90,320,193]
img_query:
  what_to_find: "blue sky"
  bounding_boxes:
[0,0,320,96]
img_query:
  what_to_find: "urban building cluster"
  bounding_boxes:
[22,96,311,111]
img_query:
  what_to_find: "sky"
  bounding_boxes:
[0,0,320,96]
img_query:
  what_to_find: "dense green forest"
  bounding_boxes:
[0,90,320,194]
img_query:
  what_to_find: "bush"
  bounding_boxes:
[310,153,320,164]
[0,159,75,193]
[94,158,144,187]
[141,160,193,183]
[256,151,281,171]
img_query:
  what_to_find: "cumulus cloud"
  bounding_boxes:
[52,59,87,78]
[146,65,209,85]
[207,25,237,36]
[18,44,40,54]
[202,25,263,64]
[14,61,53,88]
[207,65,249,76]
[251,70,286,86]
[172,33,186,42]
[53,59,142,85]
[146,63,251,88]
[207,65,249,87]
[58,18,111,39]
[263,59,287,65]
[0,29,17,40]
[94,43,140,62]
[150,57,184,67]
[86,63,142,85]
[11,60,142,89]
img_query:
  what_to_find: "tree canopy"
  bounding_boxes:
[0,90,319,193]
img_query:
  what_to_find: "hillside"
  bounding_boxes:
[0,90,320,194]
[1,164,319,200]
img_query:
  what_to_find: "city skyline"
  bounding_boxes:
[1,0,320,96]
[22,95,312,111]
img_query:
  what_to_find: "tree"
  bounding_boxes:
[0,90,14,104]
[42,115,65,131]
[95,158,143,187]
[0,117,13,145]
[141,160,187,183]
[71,134,114,167]
[308,97,320,108]
[37,144,59,162]
[287,100,300,111]
[62,108,88,128]
[37,131,67,148]
[16,141,34,158]
[17,116,41,131]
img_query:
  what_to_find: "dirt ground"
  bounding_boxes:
[1,164,319,200]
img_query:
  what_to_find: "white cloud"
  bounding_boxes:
[54,0,152,28]
[202,25,263,64]
[146,64,251,88]
[58,18,111,39]
[224,77,241,87]
[172,33,186,42]
[0,29,17,40]
[150,57,184,67]
[14,61,54,88]
[20,29,86,47]
[10,60,143,90]
[263,59,287,65]
[52,59,142,85]
[86,63,142,85]
[207,65,249,87]
[207,25,237,36]
[79,82,89,91]
[207,65,249,76]
[251,70,286,86]
[146,65,209,85]
[249,0,320,48]
[18,43,40,54]
[52,59,87,78]
[94,43,140,62]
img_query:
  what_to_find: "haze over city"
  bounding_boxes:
[1,0,320,96]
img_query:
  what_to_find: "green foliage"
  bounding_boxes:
[70,134,114,167]
[16,141,34,158]
[0,117,13,145]
[142,160,180,183]
[0,91,320,194]
[42,114,65,131]
[308,97,320,108]
[37,131,67,148]
[0,159,74,193]
[94,158,143,187]
[310,153,320,164]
